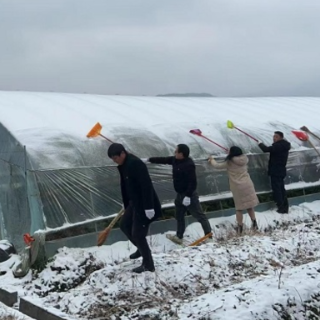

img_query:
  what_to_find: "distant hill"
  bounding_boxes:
[156,93,214,97]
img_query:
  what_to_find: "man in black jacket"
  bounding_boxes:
[108,143,162,273]
[148,144,212,244]
[258,131,291,214]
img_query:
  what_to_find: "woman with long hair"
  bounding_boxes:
[208,146,259,234]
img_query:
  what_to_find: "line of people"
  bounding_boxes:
[107,130,290,273]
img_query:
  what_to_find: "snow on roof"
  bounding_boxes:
[0,91,319,169]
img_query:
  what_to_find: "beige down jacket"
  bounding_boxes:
[209,154,259,210]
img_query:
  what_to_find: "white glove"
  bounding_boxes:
[257,140,262,144]
[182,197,191,206]
[145,209,155,219]
[208,156,216,163]
[141,158,149,163]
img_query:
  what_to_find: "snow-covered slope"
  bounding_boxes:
[1,201,320,319]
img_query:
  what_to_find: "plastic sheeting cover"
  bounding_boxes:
[0,91,320,249]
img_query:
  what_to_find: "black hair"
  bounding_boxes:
[177,144,190,158]
[225,146,243,161]
[107,143,127,158]
[274,131,284,138]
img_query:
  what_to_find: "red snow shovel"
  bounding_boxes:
[87,122,114,143]
[292,130,320,158]
[227,120,259,142]
[300,126,320,142]
[291,130,308,142]
[189,129,228,152]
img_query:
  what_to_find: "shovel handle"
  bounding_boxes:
[234,127,258,142]
[309,131,320,142]
[308,140,320,158]
[99,133,114,143]
[108,208,125,229]
[188,232,213,246]
[201,135,228,152]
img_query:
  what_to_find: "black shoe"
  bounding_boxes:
[251,220,258,230]
[237,225,243,235]
[129,250,142,260]
[277,209,288,214]
[132,265,155,273]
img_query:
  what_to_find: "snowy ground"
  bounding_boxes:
[1,201,320,319]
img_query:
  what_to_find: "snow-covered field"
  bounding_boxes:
[1,201,320,319]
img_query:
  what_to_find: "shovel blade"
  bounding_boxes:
[292,130,308,141]
[87,122,102,138]
[189,129,202,136]
[227,120,234,129]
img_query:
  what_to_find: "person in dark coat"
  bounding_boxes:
[258,131,291,214]
[108,143,162,273]
[148,144,212,244]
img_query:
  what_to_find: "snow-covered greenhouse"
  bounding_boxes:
[1,91,320,252]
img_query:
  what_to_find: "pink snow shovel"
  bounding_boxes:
[189,129,228,152]
[227,120,259,142]
[87,122,114,143]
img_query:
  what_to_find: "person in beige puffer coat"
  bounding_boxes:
[208,146,259,234]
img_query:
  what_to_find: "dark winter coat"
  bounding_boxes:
[148,156,197,197]
[117,153,162,223]
[258,140,291,177]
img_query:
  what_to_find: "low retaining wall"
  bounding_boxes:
[0,287,76,320]
[44,192,320,258]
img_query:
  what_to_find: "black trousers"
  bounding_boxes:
[174,192,212,239]
[270,176,288,212]
[119,204,154,269]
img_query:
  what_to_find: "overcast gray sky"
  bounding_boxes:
[1,0,320,97]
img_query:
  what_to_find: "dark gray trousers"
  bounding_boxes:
[270,176,289,212]
[120,204,154,269]
[174,192,212,239]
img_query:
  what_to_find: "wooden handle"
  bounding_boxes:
[188,232,213,246]
[308,140,320,158]
[309,131,320,142]
[97,208,125,246]
[106,208,125,230]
